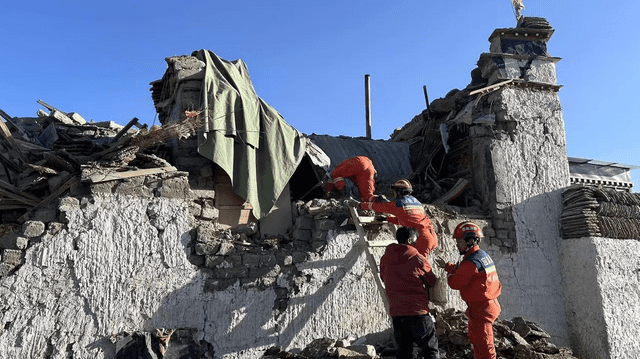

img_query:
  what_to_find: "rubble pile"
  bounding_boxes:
[561,184,640,239]
[434,308,577,359]
[262,308,577,359]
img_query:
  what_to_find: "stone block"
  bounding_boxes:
[195,242,220,256]
[2,249,24,265]
[157,175,193,199]
[260,254,277,267]
[217,241,235,255]
[243,253,261,267]
[31,207,57,223]
[191,189,216,199]
[315,219,337,231]
[234,222,258,236]
[205,255,225,268]
[496,229,509,239]
[0,233,28,250]
[188,203,202,217]
[114,177,153,198]
[276,253,293,266]
[312,229,327,241]
[249,265,280,278]
[212,266,248,279]
[200,206,219,220]
[22,221,45,238]
[291,251,307,264]
[292,228,312,241]
[294,216,315,230]
[0,263,16,277]
[227,254,243,267]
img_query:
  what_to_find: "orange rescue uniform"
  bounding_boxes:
[445,245,502,359]
[326,156,377,202]
[360,195,438,255]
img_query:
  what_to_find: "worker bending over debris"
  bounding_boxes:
[360,179,438,256]
[435,221,502,359]
[325,156,378,202]
[381,226,439,359]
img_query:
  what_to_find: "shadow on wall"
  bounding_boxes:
[109,226,387,358]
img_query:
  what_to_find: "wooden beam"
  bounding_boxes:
[86,166,177,184]
[469,79,515,96]
[0,117,28,163]
[0,179,42,203]
[17,176,79,223]
[112,117,141,143]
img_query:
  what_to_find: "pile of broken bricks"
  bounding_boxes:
[263,308,577,359]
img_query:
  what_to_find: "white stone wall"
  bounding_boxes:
[0,194,389,359]
[488,87,571,345]
[562,237,640,359]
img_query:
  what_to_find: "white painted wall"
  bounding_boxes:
[562,237,640,359]
[0,193,389,359]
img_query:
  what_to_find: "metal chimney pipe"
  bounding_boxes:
[365,74,371,139]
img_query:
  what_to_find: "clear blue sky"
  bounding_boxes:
[2,1,639,185]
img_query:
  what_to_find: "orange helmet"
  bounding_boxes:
[453,221,483,242]
[392,179,412,192]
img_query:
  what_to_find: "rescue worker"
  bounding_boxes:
[380,226,439,359]
[435,221,502,359]
[359,179,438,256]
[325,156,377,202]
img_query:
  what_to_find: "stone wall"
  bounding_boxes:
[0,178,392,358]
[561,237,640,359]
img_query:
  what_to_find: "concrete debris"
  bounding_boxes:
[561,185,640,239]
[263,308,577,359]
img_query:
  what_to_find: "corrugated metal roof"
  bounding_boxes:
[568,157,637,189]
[307,134,412,186]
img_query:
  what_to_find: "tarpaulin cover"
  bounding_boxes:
[193,50,306,219]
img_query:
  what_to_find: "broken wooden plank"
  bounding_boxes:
[469,79,515,96]
[0,117,28,163]
[0,187,40,207]
[43,152,76,173]
[17,176,79,223]
[0,179,42,203]
[86,166,177,184]
[0,109,45,147]
[112,117,141,143]
[50,109,75,125]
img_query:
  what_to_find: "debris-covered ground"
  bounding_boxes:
[263,308,577,359]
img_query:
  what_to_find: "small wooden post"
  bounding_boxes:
[365,74,371,139]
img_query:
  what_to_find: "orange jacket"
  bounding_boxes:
[445,245,502,303]
[327,156,376,202]
[361,195,437,255]
[380,243,436,316]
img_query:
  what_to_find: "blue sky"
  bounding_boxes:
[2,1,639,185]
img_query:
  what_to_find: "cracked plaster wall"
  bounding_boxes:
[562,237,640,359]
[478,86,571,345]
[0,193,389,359]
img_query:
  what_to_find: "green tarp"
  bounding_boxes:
[194,49,306,219]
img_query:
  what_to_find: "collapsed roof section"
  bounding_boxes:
[150,50,307,219]
[307,134,412,191]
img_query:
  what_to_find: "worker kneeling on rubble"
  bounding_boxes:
[435,221,502,359]
[381,226,439,359]
[360,179,438,256]
[325,156,378,202]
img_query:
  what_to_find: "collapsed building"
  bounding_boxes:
[0,15,638,359]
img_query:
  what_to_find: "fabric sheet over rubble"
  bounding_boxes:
[192,50,307,219]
